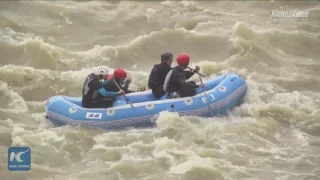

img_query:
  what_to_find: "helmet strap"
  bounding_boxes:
[99,74,104,80]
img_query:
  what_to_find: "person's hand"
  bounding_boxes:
[198,83,204,88]
[125,76,132,83]
[118,89,125,95]
[194,66,200,73]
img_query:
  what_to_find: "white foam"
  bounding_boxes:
[59,12,73,24]
[0,81,28,111]
[169,157,215,175]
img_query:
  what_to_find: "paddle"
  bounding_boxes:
[113,79,136,111]
[188,67,213,116]
[187,67,206,77]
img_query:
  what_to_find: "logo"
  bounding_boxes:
[86,112,102,119]
[202,94,215,104]
[8,147,31,171]
[271,9,308,18]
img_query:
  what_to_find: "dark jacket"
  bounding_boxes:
[148,63,172,98]
[148,63,172,89]
[82,74,101,106]
[104,74,133,93]
[166,66,199,93]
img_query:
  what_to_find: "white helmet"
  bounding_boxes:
[94,66,108,76]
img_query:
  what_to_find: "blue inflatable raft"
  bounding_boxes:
[45,72,247,130]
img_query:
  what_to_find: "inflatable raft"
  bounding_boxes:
[45,73,247,130]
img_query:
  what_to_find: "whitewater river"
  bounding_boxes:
[0,1,320,180]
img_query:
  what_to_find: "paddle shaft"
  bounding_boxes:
[196,71,213,117]
[113,79,136,111]
[188,67,213,116]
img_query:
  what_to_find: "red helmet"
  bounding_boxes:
[114,68,127,79]
[176,54,190,66]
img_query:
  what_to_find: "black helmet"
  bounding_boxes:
[161,52,173,62]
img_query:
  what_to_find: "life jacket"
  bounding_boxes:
[164,66,185,93]
[82,73,100,103]
[148,64,158,89]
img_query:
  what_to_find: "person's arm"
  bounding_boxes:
[184,70,195,79]
[90,80,120,97]
[120,82,135,93]
[99,88,120,97]
[121,80,130,91]
[178,73,199,88]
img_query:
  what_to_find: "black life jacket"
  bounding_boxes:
[165,66,183,93]
[82,73,100,102]
[148,64,158,89]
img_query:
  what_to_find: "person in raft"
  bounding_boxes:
[163,53,204,99]
[81,66,125,108]
[148,52,173,98]
[104,68,136,94]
